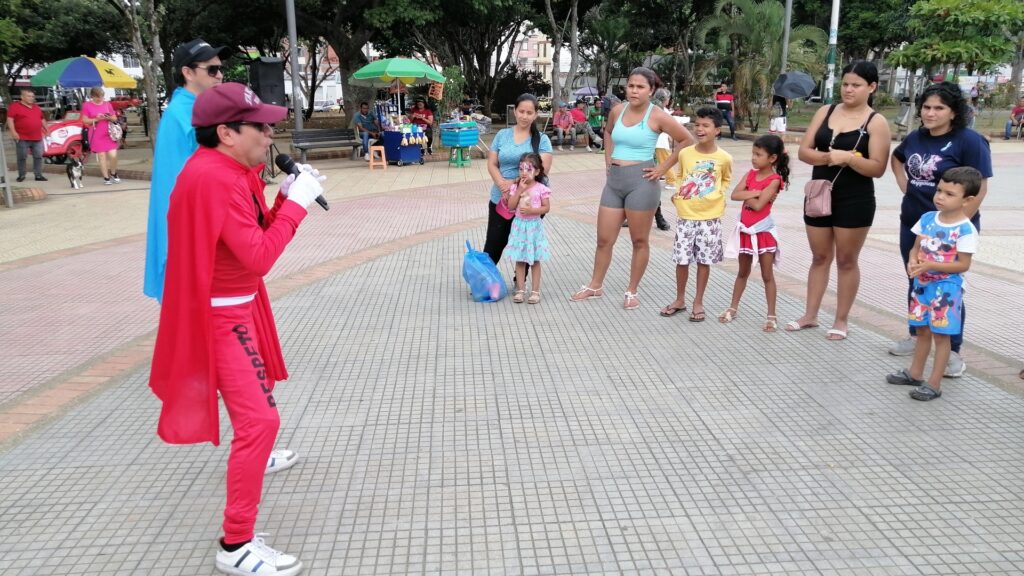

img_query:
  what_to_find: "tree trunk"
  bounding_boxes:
[544,0,563,104]
[111,0,163,145]
[1011,38,1024,100]
[321,25,373,124]
[565,1,580,103]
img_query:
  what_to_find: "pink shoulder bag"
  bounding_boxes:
[804,112,872,218]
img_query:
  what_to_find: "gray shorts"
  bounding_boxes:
[600,161,662,211]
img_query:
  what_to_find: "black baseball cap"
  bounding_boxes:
[172,38,231,71]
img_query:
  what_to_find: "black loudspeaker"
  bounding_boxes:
[248,58,286,106]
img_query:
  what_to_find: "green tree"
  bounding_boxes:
[159,0,289,89]
[618,0,719,95]
[888,0,1024,76]
[578,1,632,96]
[1,0,127,98]
[838,0,914,61]
[296,0,380,121]
[369,0,531,114]
[699,0,827,130]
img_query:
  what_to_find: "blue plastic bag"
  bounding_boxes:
[462,240,507,302]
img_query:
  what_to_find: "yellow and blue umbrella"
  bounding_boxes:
[30,56,137,89]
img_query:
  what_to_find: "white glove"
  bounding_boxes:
[280,164,325,197]
[285,171,324,210]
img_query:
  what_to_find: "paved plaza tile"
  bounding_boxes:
[1,142,1023,575]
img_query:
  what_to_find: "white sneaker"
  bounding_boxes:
[364,153,370,161]
[586,146,592,152]
[112,174,121,183]
[558,145,564,151]
[570,145,575,151]
[945,351,967,378]
[216,534,302,576]
[888,336,916,356]
[266,449,298,474]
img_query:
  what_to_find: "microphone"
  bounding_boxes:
[275,154,329,211]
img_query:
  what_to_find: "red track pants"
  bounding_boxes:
[212,302,280,544]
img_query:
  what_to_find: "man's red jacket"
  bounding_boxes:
[149,146,306,445]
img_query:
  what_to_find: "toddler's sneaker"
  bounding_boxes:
[103,177,113,186]
[216,534,302,576]
[888,336,916,356]
[945,352,966,378]
[112,173,121,183]
[266,449,299,474]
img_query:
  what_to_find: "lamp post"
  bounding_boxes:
[824,0,841,104]
[781,0,793,73]
[285,0,303,131]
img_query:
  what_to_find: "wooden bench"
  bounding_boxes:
[291,128,363,162]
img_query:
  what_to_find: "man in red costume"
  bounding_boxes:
[149,82,324,576]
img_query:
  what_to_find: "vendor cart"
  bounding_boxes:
[440,121,479,167]
[382,130,424,166]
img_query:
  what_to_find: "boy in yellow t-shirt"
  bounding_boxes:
[661,107,733,322]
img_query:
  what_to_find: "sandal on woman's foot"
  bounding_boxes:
[659,304,686,317]
[512,289,525,303]
[689,309,706,322]
[528,291,541,304]
[570,285,604,301]
[763,315,777,332]
[826,328,848,341]
[623,291,640,310]
[718,308,738,323]
[784,320,819,332]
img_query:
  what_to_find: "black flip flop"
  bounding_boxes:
[659,305,687,317]
[689,310,706,322]
[909,384,942,401]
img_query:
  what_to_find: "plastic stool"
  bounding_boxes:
[368,145,387,170]
[449,146,471,167]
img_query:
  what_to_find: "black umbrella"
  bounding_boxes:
[773,71,816,99]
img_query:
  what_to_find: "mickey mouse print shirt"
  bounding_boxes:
[893,127,992,229]
[911,211,978,288]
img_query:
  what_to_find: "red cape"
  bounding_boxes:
[149,147,288,445]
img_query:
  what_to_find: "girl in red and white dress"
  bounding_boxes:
[721,135,789,331]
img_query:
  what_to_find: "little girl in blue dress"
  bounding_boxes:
[505,152,551,304]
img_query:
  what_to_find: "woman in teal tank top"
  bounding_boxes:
[570,67,694,310]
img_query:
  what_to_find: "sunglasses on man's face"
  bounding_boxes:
[192,64,224,77]
[240,122,273,134]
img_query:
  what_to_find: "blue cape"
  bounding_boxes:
[143,87,197,302]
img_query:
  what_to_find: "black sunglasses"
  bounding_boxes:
[191,64,224,77]
[239,121,273,133]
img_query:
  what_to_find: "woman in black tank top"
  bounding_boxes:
[787,61,891,341]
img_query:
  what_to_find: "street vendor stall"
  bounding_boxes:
[440,121,478,167]
[350,58,445,166]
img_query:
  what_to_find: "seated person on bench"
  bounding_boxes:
[1004,96,1024,140]
[353,101,381,159]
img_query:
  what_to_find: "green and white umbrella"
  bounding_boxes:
[350,57,444,88]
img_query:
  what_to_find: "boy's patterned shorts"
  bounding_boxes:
[908,280,962,335]
[673,218,723,266]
